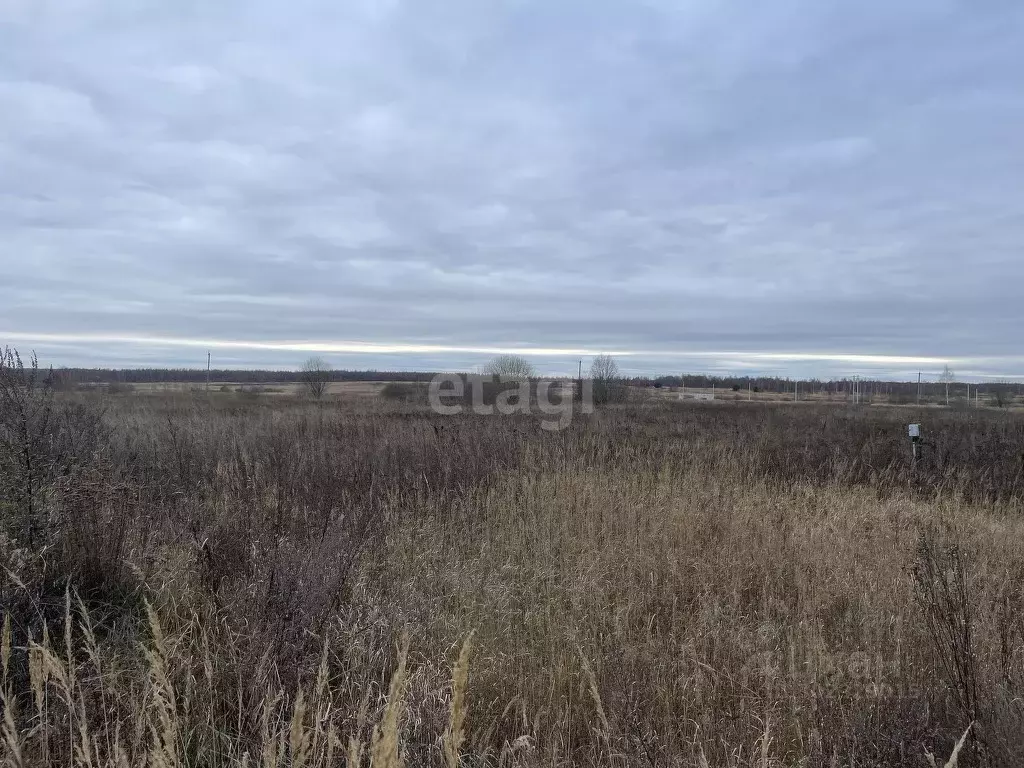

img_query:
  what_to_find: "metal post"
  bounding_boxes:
[909,424,921,465]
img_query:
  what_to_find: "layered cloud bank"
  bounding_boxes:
[4,332,1023,381]
[2,1,1023,378]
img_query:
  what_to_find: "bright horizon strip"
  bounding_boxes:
[0,330,1002,369]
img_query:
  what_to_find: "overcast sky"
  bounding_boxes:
[2,1,1023,379]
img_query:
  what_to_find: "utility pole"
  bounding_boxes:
[917,372,922,405]
[206,351,211,392]
[941,365,954,407]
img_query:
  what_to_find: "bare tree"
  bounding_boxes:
[590,353,623,405]
[301,356,331,399]
[590,354,620,382]
[940,365,956,407]
[484,354,535,381]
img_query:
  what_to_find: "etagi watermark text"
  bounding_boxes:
[428,374,593,431]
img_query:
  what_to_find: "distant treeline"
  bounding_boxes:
[48,367,1023,401]
[630,374,1021,401]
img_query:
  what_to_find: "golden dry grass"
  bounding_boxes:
[2,390,1023,766]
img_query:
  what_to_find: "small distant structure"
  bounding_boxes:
[679,392,715,402]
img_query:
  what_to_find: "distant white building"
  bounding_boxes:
[679,392,715,401]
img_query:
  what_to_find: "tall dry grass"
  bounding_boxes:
[1,380,1023,766]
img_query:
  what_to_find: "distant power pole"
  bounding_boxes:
[917,372,922,404]
[206,351,211,392]
[578,359,582,379]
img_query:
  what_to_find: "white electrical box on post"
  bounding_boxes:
[908,423,921,463]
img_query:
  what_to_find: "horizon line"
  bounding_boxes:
[4,331,1024,380]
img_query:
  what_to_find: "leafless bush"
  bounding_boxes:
[0,347,108,549]
[483,354,535,380]
[0,347,57,549]
[590,353,626,405]
[380,381,427,403]
[301,356,331,399]
[913,529,982,759]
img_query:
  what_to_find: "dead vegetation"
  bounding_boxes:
[1,352,1023,766]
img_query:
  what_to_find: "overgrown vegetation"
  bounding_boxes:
[379,382,427,404]
[1,353,1023,766]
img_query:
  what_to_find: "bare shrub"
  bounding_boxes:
[0,347,108,549]
[380,381,427,403]
[913,528,981,757]
[590,353,625,405]
[0,347,57,548]
[301,356,331,399]
[483,354,535,380]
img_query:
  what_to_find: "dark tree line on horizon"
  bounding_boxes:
[636,374,1021,402]
[36,365,1023,402]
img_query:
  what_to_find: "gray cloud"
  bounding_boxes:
[2,0,1024,378]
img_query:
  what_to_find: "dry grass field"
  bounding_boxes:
[2,365,1024,766]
